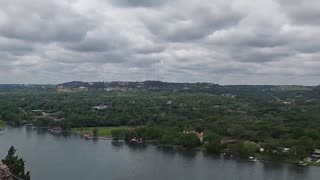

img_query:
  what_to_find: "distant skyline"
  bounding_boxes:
[0,0,319,85]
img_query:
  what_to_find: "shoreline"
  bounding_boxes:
[71,133,320,167]
[4,124,320,167]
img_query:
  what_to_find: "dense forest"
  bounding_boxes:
[0,81,319,162]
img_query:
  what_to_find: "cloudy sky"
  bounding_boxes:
[0,0,319,85]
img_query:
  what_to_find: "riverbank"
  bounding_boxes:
[0,120,3,128]
[257,154,320,167]
[257,157,320,167]
[4,125,320,168]
[69,126,320,167]
[304,161,320,166]
[70,126,129,138]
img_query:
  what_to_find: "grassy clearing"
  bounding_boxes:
[71,126,129,138]
[305,161,320,166]
[0,120,3,127]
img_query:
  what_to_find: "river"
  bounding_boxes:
[0,126,319,180]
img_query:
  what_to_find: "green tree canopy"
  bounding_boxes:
[92,129,99,137]
[204,132,222,153]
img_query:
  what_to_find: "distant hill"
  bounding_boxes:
[1,81,315,97]
[58,81,221,92]
[58,81,316,92]
[0,84,55,92]
[58,81,89,88]
[0,84,23,91]
[55,81,318,101]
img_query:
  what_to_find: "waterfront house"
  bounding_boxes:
[49,127,62,134]
[195,132,204,143]
[183,130,204,143]
[83,134,93,140]
[130,137,143,143]
[311,149,320,162]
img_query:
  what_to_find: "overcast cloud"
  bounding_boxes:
[0,0,319,85]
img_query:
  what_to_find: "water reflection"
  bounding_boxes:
[156,146,177,155]
[126,142,148,152]
[202,151,222,160]
[35,128,47,135]
[178,150,197,160]
[262,161,287,180]
[111,140,125,148]
[61,132,72,138]
[25,126,33,138]
[287,165,310,180]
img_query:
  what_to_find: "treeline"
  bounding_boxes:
[111,127,201,148]
[0,86,319,161]
[1,90,319,129]
[110,126,320,161]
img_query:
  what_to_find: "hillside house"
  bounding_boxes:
[93,105,109,110]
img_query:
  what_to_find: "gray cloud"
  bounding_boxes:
[0,0,318,85]
[0,0,93,42]
[0,37,34,52]
[277,0,320,25]
[110,0,169,7]
[141,1,244,42]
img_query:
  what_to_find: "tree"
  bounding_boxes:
[111,129,126,140]
[204,132,222,153]
[0,120,3,128]
[1,146,31,180]
[227,125,246,138]
[92,129,99,137]
[177,133,201,148]
[229,142,259,157]
[160,130,180,145]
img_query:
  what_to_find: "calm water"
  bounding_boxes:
[0,126,319,180]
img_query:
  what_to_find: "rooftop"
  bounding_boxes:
[313,149,320,154]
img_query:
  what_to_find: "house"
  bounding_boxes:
[195,132,204,143]
[271,147,290,154]
[305,149,320,163]
[220,138,241,145]
[283,101,291,105]
[83,134,93,140]
[31,109,44,112]
[130,137,143,144]
[282,148,290,153]
[183,130,204,143]
[48,127,62,134]
[311,149,320,160]
[53,118,65,122]
[92,105,109,110]
[78,86,88,91]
